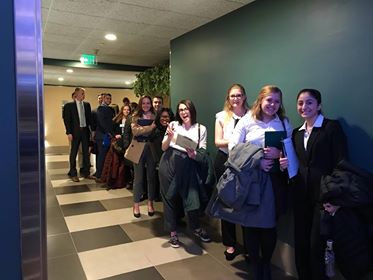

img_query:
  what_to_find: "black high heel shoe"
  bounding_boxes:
[224,249,237,261]
[147,202,155,217]
[133,206,141,218]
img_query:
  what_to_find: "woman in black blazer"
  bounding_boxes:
[280,89,348,280]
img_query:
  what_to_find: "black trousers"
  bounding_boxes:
[293,195,326,280]
[68,128,90,177]
[244,226,277,280]
[159,148,201,232]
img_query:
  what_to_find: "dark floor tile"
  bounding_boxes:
[48,254,86,280]
[87,183,112,191]
[120,217,168,241]
[47,193,60,208]
[100,197,133,210]
[47,233,76,259]
[47,215,69,235]
[54,184,90,195]
[46,161,69,169]
[61,201,106,216]
[271,265,298,280]
[71,225,132,252]
[47,205,63,219]
[102,267,165,280]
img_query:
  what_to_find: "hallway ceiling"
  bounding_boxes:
[42,0,255,88]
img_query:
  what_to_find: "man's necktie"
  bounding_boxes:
[79,101,86,127]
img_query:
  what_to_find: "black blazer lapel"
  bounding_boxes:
[306,126,322,159]
[294,129,308,163]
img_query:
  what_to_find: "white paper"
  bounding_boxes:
[282,137,299,179]
[175,134,198,150]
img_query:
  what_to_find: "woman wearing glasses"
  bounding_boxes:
[214,84,249,260]
[159,99,211,248]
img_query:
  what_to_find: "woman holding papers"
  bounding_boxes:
[131,96,157,218]
[214,84,249,261]
[280,89,348,280]
[229,85,292,280]
[159,99,211,248]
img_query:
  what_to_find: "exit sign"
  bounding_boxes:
[80,54,97,65]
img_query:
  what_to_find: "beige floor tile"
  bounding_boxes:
[65,205,160,232]
[57,189,132,205]
[45,155,69,162]
[47,168,69,175]
[138,235,206,266]
[156,254,245,280]
[78,237,204,280]
[79,242,152,280]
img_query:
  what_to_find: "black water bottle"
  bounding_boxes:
[325,239,335,278]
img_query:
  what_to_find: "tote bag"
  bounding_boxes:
[124,139,145,164]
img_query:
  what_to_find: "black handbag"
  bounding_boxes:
[112,138,125,154]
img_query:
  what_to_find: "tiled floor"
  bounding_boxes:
[46,148,297,280]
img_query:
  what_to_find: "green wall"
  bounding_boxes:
[170,0,373,172]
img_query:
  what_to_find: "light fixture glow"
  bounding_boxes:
[105,33,117,41]
[66,69,74,73]
[58,77,64,81]
[124,81,132,85]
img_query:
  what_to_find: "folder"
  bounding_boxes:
[281,137,299,178]
[175,134,198,150]
[264,131,287,149]
[264,131,286,172]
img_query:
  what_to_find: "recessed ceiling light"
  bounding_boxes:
[124,81,132,85]
[66,69,73,73]
[58,77,64,81]
[105,33,117,41]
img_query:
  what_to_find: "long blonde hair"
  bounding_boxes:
[251,85,286,121]
[222,84,249,124]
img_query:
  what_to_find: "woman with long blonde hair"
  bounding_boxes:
[214,83,249,260]
[228,85,293,280]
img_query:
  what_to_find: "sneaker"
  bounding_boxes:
[193,228,211,242]
[169,235,180,248]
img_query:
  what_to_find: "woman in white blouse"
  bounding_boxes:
[229,85,292,280]
[159,99,211,248]
[214,84,249,261]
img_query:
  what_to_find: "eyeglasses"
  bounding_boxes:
[178,108,189,113]
[229,94,243,99]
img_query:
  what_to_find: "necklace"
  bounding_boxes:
[305,123,313,135]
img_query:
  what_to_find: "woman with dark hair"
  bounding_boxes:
[227,85,293,280]
[149,108,175,201]
[280,89,348,280]
[131,95,157,218]
[159,99,211,248]
[150,108,175,164]
[214,83,249,260]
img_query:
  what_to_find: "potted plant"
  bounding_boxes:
[133,64,170,98]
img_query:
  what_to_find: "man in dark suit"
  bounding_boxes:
[95,93,115,182]
[63,87,93,182]
[90,94,103,177]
